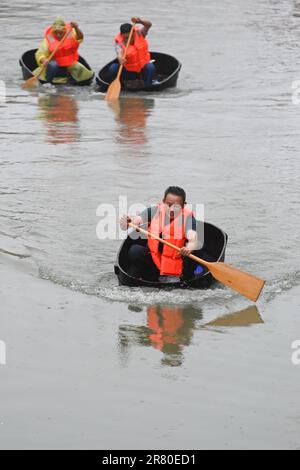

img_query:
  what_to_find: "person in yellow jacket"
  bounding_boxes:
[35,17,94,84]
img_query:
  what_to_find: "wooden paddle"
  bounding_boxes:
[128,222,265,302]
[22,28,71,89]
[105,23,136,102]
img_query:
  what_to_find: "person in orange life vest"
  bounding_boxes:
[120,186,198,283]
[108,17,157,87]
[35,17,93,84]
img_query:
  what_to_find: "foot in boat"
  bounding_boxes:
[159,275,181,284]
[124,79,144,89]
[41,82,57,92]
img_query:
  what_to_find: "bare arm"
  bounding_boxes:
[186,230,198,251]
[120,215,144,230]
[71,21,84,41]
[115,44,127,65]
[179,230,198,257]
[131,17,152,33]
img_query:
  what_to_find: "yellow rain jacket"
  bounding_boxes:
[35,28,93,83]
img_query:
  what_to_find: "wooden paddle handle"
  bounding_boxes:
[37,27,71,78]
[128,222,211,268]
[116,23,136,80]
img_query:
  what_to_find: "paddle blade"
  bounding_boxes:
[105,78,121,102]
[208,261,265,302]
[22,75,39,89]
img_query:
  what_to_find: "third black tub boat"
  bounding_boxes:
[96,52,181,93]
[19,49,94,86]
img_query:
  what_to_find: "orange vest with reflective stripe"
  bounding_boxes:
[115,27,150,73]
[148,203,193,276]
[45,23,79,67]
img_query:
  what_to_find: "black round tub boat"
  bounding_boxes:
[19,49,94,86]
[114,222,228,288]
[96,52,181,93]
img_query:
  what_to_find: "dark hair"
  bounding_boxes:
[120,23,132,34]
[164,186,186,204]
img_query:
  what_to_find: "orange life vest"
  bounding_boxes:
[148,203,193,276]
[45,23,79,67]
[115,26,151,73]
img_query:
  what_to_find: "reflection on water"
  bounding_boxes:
[108,97,154,145]
[204,305,263,330]
[118,304,202,367]
[37,94,79,144]
[118,305,263,366]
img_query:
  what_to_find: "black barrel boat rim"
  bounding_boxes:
[96,51,182,93]
[19,49,94,86]
[115,221,228,289]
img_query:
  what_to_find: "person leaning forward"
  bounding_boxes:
[107,17,158,87]
[35,17,94,84]
[120,186,199,283]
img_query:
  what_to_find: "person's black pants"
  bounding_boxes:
[127,244,198,281]
[128,245,159,280]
